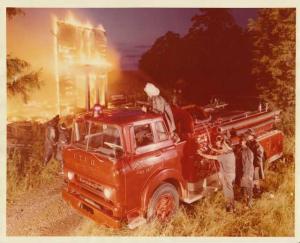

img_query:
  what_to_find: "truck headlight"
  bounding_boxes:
[103,187,112,199]
[67,171,75,181]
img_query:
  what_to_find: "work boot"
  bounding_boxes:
[253,186,262,198]
[43,160,48,167]
[247,200,253,209]
[225,201,235,213]
[225,204,232,212]
[58,163,64,175]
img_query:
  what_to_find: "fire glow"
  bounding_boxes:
[53,12,111,115]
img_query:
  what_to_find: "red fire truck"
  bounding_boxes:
[62,102,283,229]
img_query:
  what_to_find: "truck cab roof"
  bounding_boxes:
[76,108,162,125]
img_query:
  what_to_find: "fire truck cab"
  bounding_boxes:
[62,104,283,229]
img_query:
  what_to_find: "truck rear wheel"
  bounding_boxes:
[147,183,179,223]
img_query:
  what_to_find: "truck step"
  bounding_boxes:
[183,185,219,204]
[127,216,147,229]
[183,193,204,204]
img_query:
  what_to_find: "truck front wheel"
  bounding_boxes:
[147,183,179,223]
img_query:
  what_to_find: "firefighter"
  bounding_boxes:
[239,135,254,208]
[55,123,70,173]
[198,137,236,212]
[143,82,177,139]
[172,88,183,106]
[43,115,59,166]
[246,128,265,197]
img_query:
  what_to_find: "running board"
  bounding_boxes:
[127,216,147,229]
[183,193,204,204]
[183,174,221,204]
[183,185,219,204]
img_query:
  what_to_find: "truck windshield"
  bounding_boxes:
[72,120,123,158]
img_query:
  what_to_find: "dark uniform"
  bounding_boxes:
[43,115,59,166]
[247,139,265,195]
[234,145,243,186]
[55,124,70,170]
[240,146,254,207]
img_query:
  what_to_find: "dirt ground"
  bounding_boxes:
[6,177,84,236]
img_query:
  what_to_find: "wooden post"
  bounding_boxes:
[95,75,100,105]
[86,72,90,111]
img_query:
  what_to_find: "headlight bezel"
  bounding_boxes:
[67,171,75,181]
[103,187,113,199]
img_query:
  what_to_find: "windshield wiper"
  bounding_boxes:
[84,132,104,139]
[104,142,123,149]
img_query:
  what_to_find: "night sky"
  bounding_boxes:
[7,8,257,70]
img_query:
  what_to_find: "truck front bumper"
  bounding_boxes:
[62,189,122,228]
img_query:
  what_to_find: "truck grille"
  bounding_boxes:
[76,175,105,197]
[67,182,115,217]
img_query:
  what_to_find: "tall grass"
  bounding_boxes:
[7,123,60,199]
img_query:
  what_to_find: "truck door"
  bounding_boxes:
[153,120,179,170]
[125,121,165,213]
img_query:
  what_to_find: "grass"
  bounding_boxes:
[7,122,61,200]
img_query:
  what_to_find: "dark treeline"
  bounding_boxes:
[139,9,253,104]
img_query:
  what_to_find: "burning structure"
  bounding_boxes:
[53,13,110,116]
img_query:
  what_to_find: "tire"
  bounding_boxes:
[147,183,179,223]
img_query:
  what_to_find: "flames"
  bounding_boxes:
[53,12,111,69]
[60,11,105,32]
[8,11,121,122]
[52,12,115,114]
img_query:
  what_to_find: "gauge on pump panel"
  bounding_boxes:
[196,134,209,152]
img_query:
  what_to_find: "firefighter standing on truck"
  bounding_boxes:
[198,137,236,212]
[143,82,177,139]
[246,128,265,197]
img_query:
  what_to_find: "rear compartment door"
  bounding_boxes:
[258,130,284,162]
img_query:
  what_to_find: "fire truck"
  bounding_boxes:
[62,102,283,229]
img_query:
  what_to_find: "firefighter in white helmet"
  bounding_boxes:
[143,82,177,138]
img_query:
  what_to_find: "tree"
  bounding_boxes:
[7,8,43,103]
[248,9,295,135]
[139,31,182,88]
[139,9,253,104]
[7,56,42,102]
[183,9,253,102]
[6,8,24,19]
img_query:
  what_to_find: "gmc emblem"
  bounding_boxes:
[73,153,98,166]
